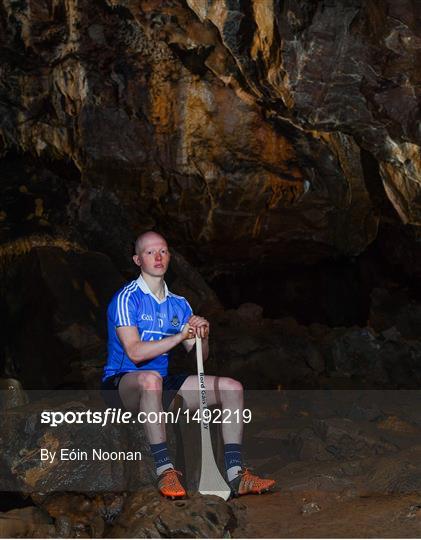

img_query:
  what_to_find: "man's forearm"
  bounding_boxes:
[128,333,183,364]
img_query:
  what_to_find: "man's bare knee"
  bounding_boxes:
[219,377,243,393]
[217,377,243,406]
[137,372,163,392]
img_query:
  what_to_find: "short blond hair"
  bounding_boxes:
[134,231,167,254]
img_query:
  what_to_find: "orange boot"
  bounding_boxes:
[157,468,186,499]
[229,468,275,496]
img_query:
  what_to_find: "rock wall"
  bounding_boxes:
[1,0,419,273]
[0,0,420,387]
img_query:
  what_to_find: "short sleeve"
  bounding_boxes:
[181,299,193,326]
[109,284,139,327]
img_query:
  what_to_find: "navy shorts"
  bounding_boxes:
[101,372,190,411]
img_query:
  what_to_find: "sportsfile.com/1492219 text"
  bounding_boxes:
[40,408,252,427]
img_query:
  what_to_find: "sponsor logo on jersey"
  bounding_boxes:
[141,314,153,321]
[171,315,180,327]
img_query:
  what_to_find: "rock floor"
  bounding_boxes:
[229,390,421,538]
[236,491,421,538]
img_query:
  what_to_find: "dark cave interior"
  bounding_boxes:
[209,229,421,328]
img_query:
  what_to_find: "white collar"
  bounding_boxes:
[136,274,169,304]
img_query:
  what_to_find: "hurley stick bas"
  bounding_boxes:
[195,335,231,500]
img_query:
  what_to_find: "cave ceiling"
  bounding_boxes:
[0,0,420,274]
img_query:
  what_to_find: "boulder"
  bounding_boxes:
[0,396,155,493]
[370,288,421,340]
[365,445,421,495]
[278,459,360,495]
[0,507,54,538]
[0,378,29,409]
[1,244,124,389]
[315,418,398,460]
[39,492,125,538]
[289,427,332,462]
[326,326,421,387]
[109,489,237,538]
[285,416,399,464]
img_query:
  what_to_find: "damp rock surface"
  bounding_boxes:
[109,489,237,538]
[0,0,419,272]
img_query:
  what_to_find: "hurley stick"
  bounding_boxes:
[195,336,231,500]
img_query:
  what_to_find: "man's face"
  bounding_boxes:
[134,235,170,277]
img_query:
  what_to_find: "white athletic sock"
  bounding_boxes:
[227,465,242,482]
[156,462,174,477]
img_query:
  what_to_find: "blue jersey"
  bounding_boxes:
[103,275,193,380]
